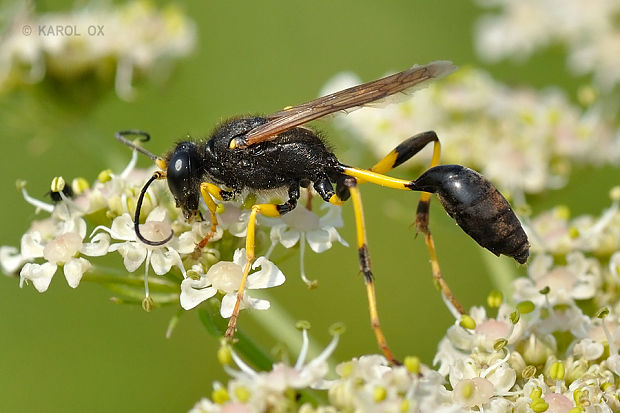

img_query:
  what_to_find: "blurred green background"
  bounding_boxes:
[1,1,617,412]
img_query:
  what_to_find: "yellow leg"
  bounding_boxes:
[194,183,222,255]
[341,130,465,316]
[410,140,465,316]
[225,203,280,339]
[203,182,226,201]
[348,183,398,364]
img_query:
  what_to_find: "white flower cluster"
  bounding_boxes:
[524,187,620,313]
[321,67,620,203]
[189,191,620,413]
[0,149,348,317]
[0,1,196,100]
[474,0,620,90]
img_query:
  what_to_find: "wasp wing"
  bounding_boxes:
[234,60,456,148]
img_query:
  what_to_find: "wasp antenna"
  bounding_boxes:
[134,173,174,246]
[115,130,161,161]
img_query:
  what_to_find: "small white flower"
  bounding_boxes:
[13,199,110,291]
[95,207,185,300]
[516,252,602,306]
[191,327,340,412]
[269,204,348,253]
[208,249,285,318]
[19,262,57,293]
[452,377,495,408]
[180,264,217,310]
[105,208,181,274]
[266,203,348,286]
[216,204,250,238]
[0,246,25,274]
[572,338,605,360]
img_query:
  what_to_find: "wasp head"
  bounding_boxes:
[166,142,203,220]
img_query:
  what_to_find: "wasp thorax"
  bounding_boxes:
[166,142,202,219]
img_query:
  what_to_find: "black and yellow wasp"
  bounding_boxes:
[116,61,529,364]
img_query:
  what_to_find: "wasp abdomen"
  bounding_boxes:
[410,165,529,264]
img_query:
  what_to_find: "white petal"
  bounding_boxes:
[574,338,604,360]
[278,227,301,248]
[245,296,270,311]
[281,207,320,231]
[606,355,620,376]
[109,214,137,241]
[146,206,168,222]
[220,292,270,318]
[81,232,110,257]
[150,249,176,275]
[485,363,516,395]
[219,207,249,237]
[63,257,91,288]
[220,293,237,318]
[306,229,332,253]
[20,262,57,292]
[20,231,44,259]
[246,257,285,289]
[327,227,348,247]
[571,282,596,300]
[232,248,248,268]
[176,230,201,255]
[0,246,26,274]
[56,212,87,240]
[318,203,344,228]
[115,242,147,272]
[180,277,216,310]
[269,225,286,242]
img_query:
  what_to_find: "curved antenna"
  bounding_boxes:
[115,130,161,161]
[134,173,174,246]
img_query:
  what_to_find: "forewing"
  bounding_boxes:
[234,60,456,148]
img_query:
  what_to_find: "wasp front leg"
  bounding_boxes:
[225,184,299,339]
[193,183,235,257]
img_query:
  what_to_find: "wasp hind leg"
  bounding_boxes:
[342,176,398,364]
[225,183,300,339]
[346,131,466,316]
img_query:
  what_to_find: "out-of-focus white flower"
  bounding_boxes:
[474,0,620,89]
[207,248,285,318]
[0,1,196,100]
[527,192,620,257]
[516,252,601,304]
[190,326,340,413]
[321,67,620,201]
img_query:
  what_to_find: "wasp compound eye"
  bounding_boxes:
[411,165,529,264]
[167,142,202,218]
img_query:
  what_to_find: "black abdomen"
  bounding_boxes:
[412,165,530,264]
